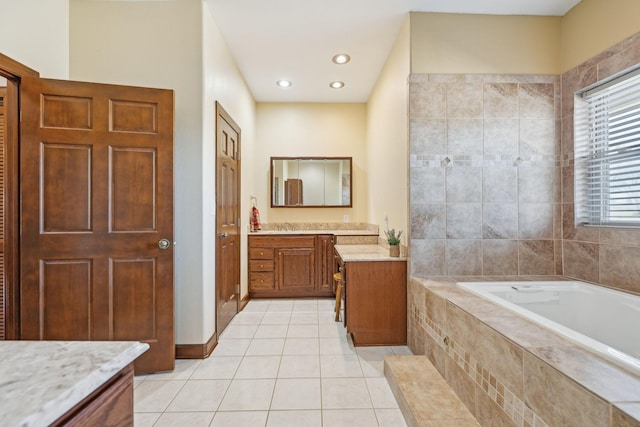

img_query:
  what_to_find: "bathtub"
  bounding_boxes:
[457,280,640,375]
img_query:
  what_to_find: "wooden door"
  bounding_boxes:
[19,77,174,374]
[215,102,240,337]
[285,179,303,205]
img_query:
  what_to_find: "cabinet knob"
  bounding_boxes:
[260,251,264,255]
[260,264,264,268]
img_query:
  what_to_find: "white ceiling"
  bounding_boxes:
[205,0,581,103]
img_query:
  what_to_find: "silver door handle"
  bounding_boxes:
[158,238,171,249]
[218,232,228,238]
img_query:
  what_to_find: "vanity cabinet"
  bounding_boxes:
[248,235,334,298]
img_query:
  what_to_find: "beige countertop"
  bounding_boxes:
[250,229,379,236]
[0,340,148,427]
[335,244,407,262]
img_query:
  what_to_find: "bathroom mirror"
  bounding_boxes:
[271,157,352,207]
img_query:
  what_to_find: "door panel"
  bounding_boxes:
[20,77,174,374]
[216,103,240,337]
[110,100,158,133]
[111,147,157,231]
[41,143,91,232]
[112,258,156,340]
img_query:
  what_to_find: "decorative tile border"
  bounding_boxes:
[410,154,560,169]
[412,304,549,427]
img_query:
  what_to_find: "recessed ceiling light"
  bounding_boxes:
[276,80,292,88]
[329,81,345,89]
[332,54,351,65]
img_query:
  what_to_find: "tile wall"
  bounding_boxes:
[409,32,640,293]
[409,74,562,278]
[561,32,640,295]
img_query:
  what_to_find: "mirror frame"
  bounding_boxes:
[270,156,353,208]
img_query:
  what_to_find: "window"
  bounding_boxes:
[574,66,640,227]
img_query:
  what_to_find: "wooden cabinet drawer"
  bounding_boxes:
[249,236,275,247]
[249,248,274,260]
[250,235,315,248]
[249,260,274,272]
[272,236,315,248]
[249,272,275,290]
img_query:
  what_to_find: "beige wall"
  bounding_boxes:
[561,0,640,72]
[560,28,640,295]
[254,103,367,224]
[367,15,411,243]
[410,12,561,75]
[0,0,69,79]
[70,0,256,345]
[70,0,205,344]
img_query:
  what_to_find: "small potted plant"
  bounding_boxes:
[385,228,402,257]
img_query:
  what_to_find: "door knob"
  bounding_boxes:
[158,238,171,250]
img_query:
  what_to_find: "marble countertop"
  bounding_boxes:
[250,229,378,236]
[0,340,148,427]
[335,244,407,262]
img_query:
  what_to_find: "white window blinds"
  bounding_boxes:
[574,67,640,227]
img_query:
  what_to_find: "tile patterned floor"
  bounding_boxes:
[134,298,411,427]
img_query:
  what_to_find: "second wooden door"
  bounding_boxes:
[216,103,240,337]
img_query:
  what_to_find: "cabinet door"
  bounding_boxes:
[276,247,316,292]
[316,235,336,293]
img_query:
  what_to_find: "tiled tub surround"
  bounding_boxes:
[409,73,562,278]
[408,277,640,427]
[561,31,640,295]
[458,281,640,375]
